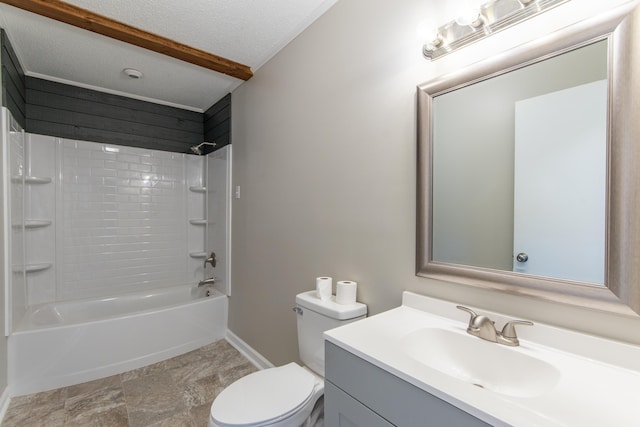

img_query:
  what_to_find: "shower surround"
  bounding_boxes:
[22,133,207,308]
[3,113,231,395]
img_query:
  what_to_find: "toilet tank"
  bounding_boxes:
[295,290,367,377]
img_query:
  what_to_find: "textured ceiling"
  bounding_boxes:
[0,0,339,112]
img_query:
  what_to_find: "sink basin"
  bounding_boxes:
[401,328,561,398]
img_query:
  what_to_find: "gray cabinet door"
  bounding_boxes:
[325,381,393,427]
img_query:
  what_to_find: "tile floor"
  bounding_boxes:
[1,339,257,427]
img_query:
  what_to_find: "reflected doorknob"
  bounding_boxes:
[516,252,529,262]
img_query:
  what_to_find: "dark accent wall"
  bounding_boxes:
[1,30,26,128]
[26,77,204,153]
[1,28,232,154]
[204,93,231,154]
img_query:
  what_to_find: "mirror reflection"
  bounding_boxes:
[431,40,608,285]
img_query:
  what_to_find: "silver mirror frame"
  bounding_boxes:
[417,2,640,317]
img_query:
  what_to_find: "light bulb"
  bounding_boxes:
[416,22,439,42]
[455,7,483,27]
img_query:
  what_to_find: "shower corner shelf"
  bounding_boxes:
[11,175,53,184]
[25,263,53,273]
[189,219,207,225]
[189,186,207,193]
[24,219,53,229]
[189,252,207,258]
[26,176,53,184]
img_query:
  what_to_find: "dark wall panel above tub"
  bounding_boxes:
[1,30,26,128]
[25,77,204,153]
[204,93,231,153]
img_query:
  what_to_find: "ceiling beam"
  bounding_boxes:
[0,0,253,81]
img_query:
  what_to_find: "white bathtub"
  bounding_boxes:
[8,284,227,396]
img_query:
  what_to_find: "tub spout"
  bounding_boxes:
[198,278,216,287]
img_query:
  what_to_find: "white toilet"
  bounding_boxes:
[209,290,367,427]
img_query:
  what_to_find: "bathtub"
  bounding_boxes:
[8,284,227,396]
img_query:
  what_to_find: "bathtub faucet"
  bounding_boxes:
[198,277,216,287]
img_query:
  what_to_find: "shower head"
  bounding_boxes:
[189,141,217,155]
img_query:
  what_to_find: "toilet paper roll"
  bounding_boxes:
[336,280,357,305]
[316,277,333,301]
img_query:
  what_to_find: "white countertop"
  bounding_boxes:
[324,291,640,427]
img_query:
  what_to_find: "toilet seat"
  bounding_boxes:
[210,362,319,427]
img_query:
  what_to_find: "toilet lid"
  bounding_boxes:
[210,362,317,426]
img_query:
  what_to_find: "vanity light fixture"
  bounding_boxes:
[423,0,570,60]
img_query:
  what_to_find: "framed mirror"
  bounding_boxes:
[417,2,640,317]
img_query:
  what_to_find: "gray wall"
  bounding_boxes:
[229,0,640,366]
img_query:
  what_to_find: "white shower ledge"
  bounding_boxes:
[188,185,206,193]
[11,175,53,184]
[324,291,640,427]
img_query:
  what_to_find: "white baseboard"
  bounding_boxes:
[0,385,12,425]
[226,330,275,370]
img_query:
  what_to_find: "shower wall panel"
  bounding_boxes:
[206,146,232,296]
[6,110,25,332]
[24,134,56,306]
[10,132,211,309]
[186,154,206,283]
[56,139,192,300]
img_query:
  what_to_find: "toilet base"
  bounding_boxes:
[304,396,324,427]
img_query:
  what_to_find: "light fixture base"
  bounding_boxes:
[423,0,570,60]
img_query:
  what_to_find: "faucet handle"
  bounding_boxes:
[204,252,217,268]
[501,320,534,339]
[498,320,534,346]
[456,305,478,327]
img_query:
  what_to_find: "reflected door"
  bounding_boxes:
[513,80,607,284]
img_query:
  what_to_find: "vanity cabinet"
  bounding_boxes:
[324,341,490,427]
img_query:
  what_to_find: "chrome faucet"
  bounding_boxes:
[456,306,533,347]
[198,277,216,287]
